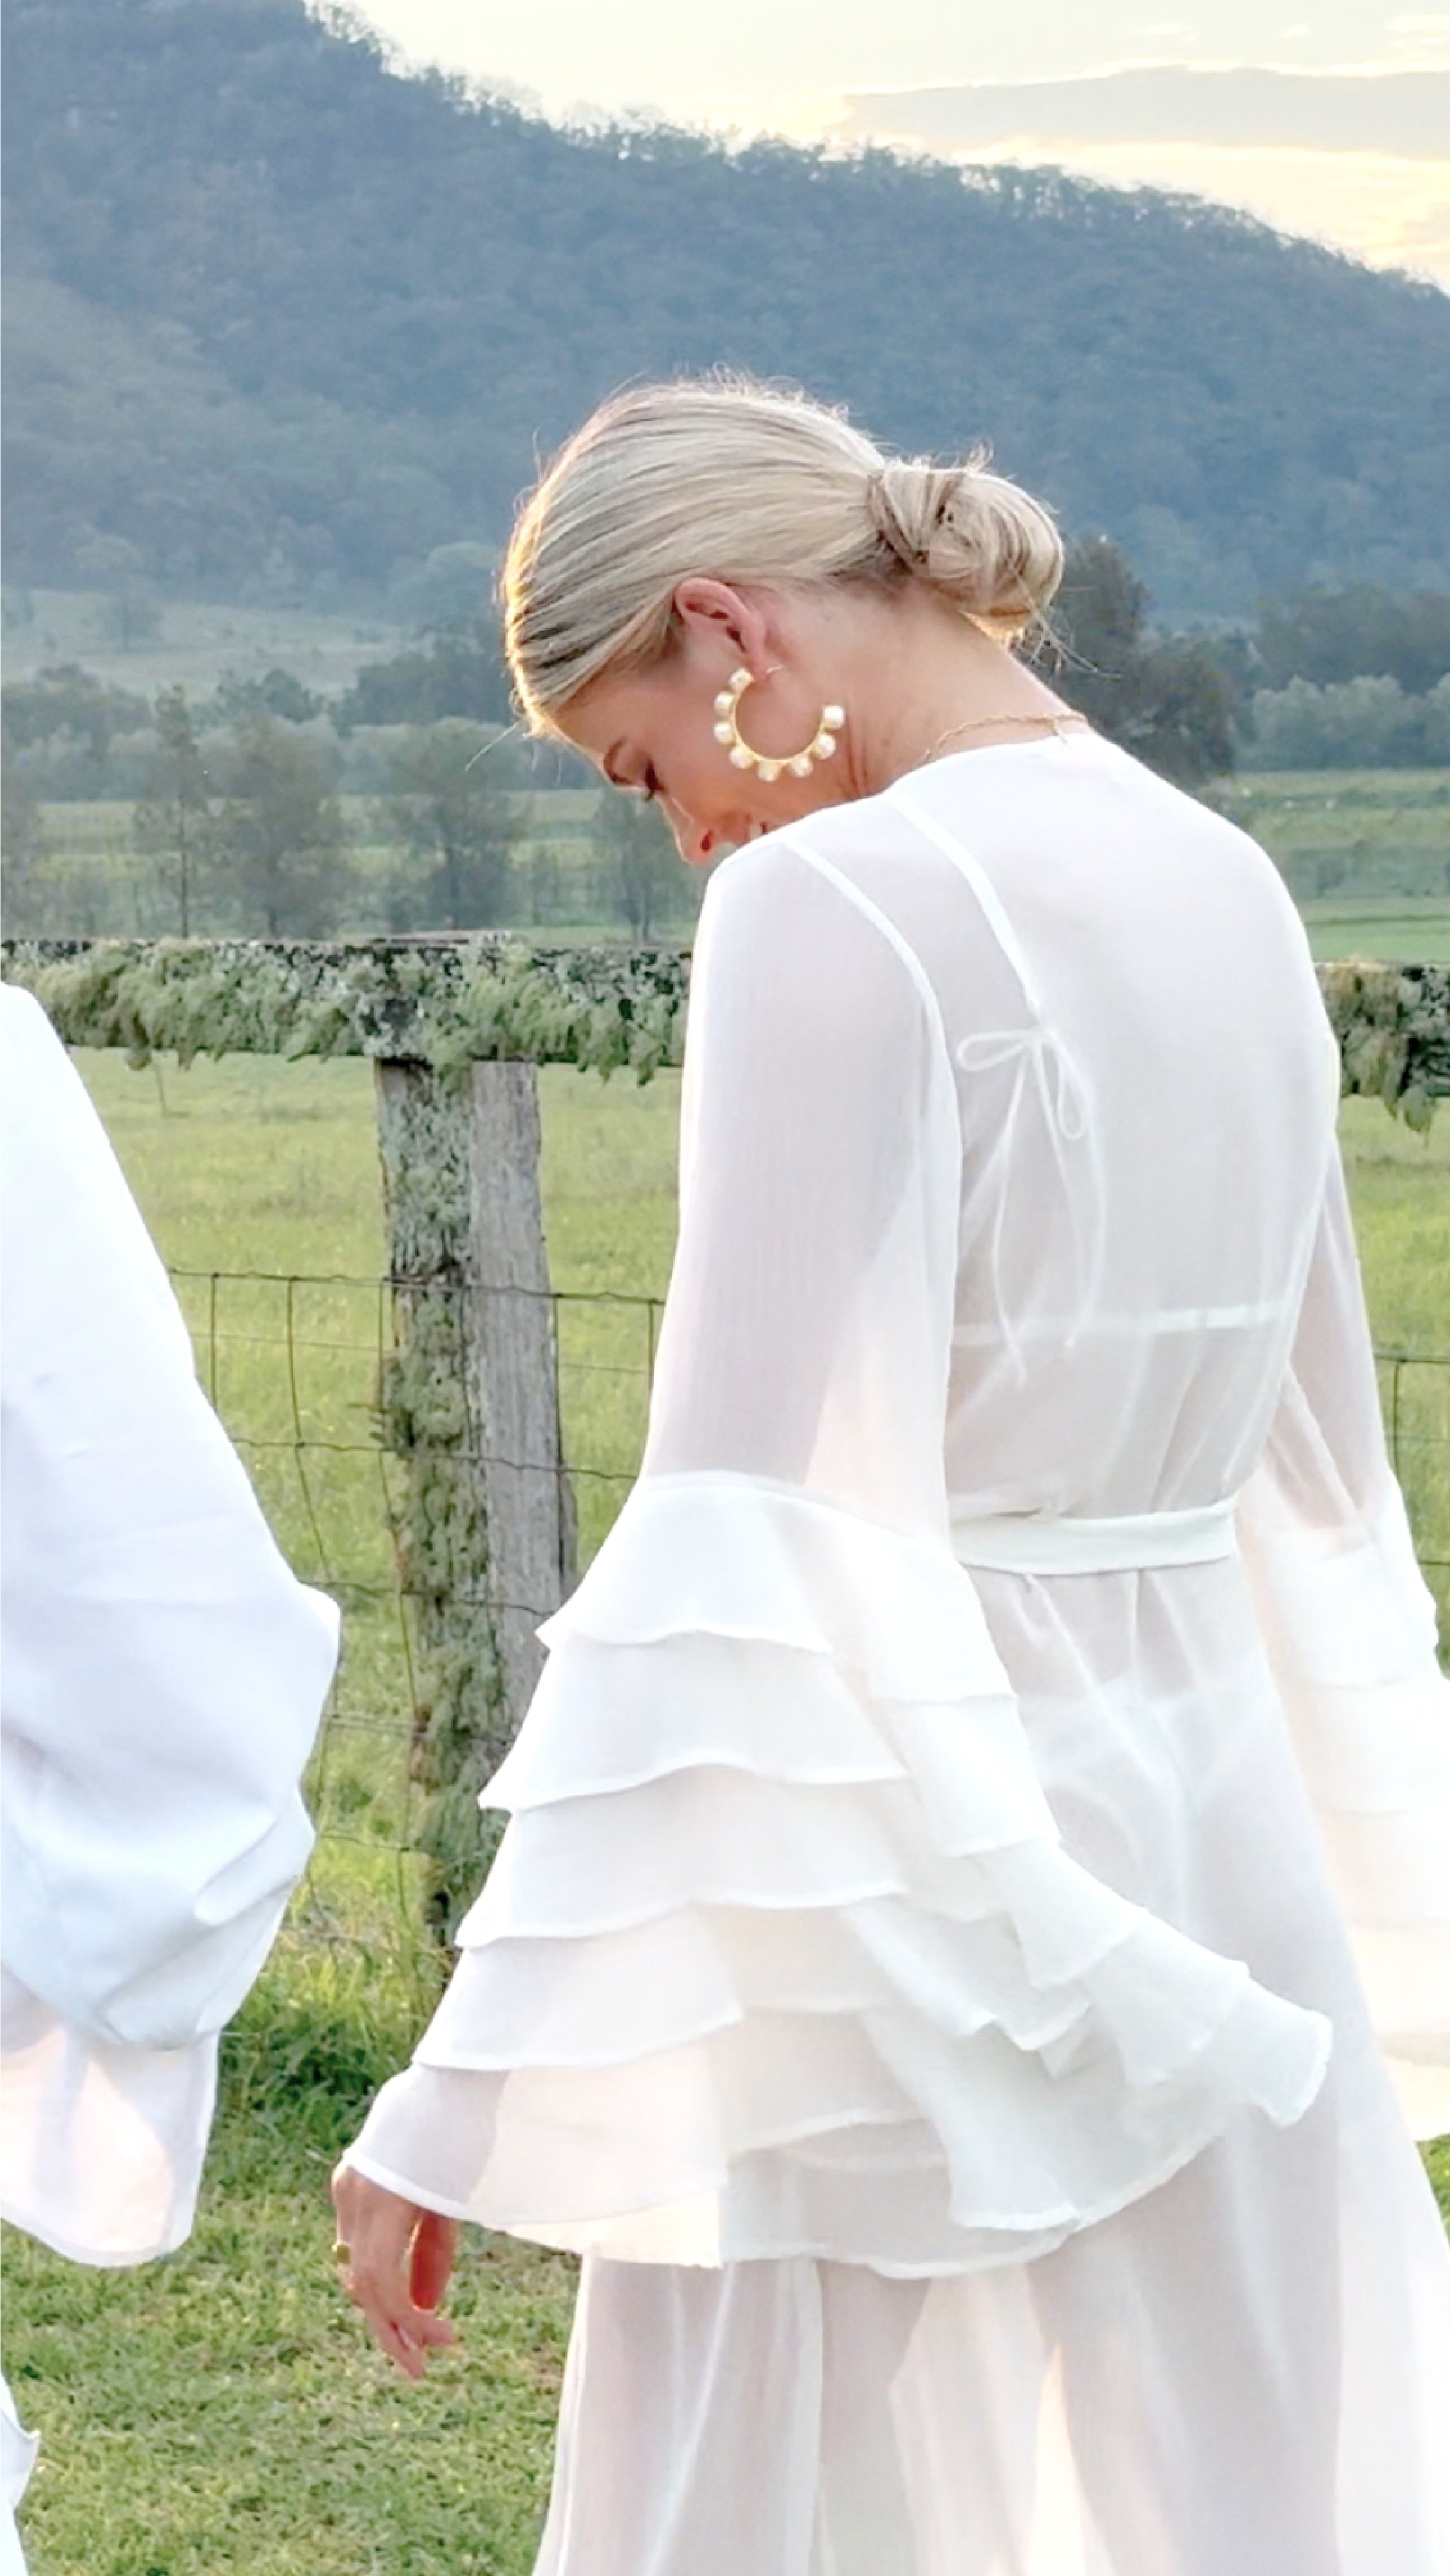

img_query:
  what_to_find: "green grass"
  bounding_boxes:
[3,1056,1447,2573]
[1218,768,1450,910]
[1301,898,1450,964]
[1339,1098,1450,1643]
[3,2123,570,2576]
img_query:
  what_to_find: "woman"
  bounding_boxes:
[334,381,1450,2572]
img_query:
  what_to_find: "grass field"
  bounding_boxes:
[1301,897,1450,963]
[3,1052,1449,2573]
[1223,768,1450,907]
[4,589,404,699]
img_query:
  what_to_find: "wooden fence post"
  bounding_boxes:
[375,1057,575,1937]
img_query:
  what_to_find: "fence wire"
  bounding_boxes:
[167,1265,1450,1913]
[169,1265,661,1907]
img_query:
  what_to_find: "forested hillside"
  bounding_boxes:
[5,0,1449,618]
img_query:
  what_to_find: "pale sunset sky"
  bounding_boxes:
[356,1,1450,287]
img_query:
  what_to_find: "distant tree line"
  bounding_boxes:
[4,0,1449,621]
[0,676,689,943]
[1245,676,1450,772]
[5,560,1447,941]
[1044,569,1450,774]
[6,569,1447,813]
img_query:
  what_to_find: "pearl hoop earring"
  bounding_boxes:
[711,667,846,786]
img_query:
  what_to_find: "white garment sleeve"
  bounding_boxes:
[0,989,339,2260]
[345,842,1330,2271]
[1238,1150,1450,2139]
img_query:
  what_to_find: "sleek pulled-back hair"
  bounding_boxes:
[503,378,1064,726]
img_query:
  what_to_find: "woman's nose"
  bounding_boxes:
[671,809,716,869]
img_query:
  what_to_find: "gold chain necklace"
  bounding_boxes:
[921,708,1089,764]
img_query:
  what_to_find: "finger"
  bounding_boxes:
[329,2172,458,2372]
[343,2271,457,2378]
[410,2212,459,2314]
[361,2297,430,2382]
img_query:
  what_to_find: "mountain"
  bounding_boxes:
[4,0,1449,619]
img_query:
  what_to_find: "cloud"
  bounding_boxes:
[837,66,1450,160]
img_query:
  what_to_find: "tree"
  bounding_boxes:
[1,663,149,762]
[595,790,684,943]
[133,686,215,932]
[1049,539,1235,785]
[1127,639,1236,786]
[214,712,350,934]
[337,621,512,731]
[211,667,324,725]
[383,721,520,928]
[1246,674,1436,771]
[1052,537,1147,682]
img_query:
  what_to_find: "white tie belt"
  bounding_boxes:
[949,1497,1239,1576]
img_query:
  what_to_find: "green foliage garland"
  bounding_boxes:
[3,939,1447,1119]
[0,936,691,1084]
[1319,960,1450,1131]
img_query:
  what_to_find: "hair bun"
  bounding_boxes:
[868,454,1063,634]
[502,375,1069,719]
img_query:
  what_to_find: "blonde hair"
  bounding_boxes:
[503,377,1064,724]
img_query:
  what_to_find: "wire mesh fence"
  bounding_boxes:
[170,1265,662,1929]
[170,1263,1450,1927]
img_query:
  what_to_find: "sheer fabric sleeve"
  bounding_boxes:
[1237,1150,1450,2139]
[0,990,339,2261]
[346,839,1328,2274]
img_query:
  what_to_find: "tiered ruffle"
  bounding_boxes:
[376,1476,1333,2268]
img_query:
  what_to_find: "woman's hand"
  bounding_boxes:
[330,2162,460,2382]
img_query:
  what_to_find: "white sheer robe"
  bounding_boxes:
[347,735,1450,2572]
[1,987,339,2269]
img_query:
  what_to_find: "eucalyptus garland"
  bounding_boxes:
[1318,960,1450,1130]
[2,938,1447,1118]
[0,936,691,1083]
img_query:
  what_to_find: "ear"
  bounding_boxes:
[671,578,772,677]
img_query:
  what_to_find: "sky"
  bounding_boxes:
[353,1,1450,286]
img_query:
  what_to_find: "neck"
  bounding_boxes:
[833,595,1076,803]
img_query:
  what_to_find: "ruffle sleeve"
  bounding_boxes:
[346,837,1330,2269]
[351,1471,1328,2271]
